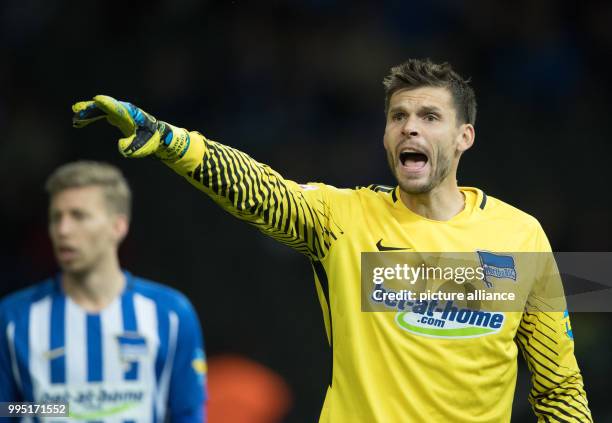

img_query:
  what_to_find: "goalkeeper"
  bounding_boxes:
[73,58,591,422]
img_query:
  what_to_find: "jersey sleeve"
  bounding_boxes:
[515,226,592,422]
[0,302,20,404]
[163,132,346,260]
[167,296,206,423]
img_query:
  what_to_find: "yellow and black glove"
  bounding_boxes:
[72,95,190,160]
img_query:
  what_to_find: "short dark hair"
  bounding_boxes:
[383,58,477,126]
[45,161,132,220]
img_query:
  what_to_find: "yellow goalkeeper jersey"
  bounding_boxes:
[167,133,591,423]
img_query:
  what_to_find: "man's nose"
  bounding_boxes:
[401,116,419,137]
[54,216,73,236]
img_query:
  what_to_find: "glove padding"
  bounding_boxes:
[72,95,190,160]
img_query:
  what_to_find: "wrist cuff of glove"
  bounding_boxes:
[155,122,191,161]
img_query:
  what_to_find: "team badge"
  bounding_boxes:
[117,332,148,371]
[476,251,517,288]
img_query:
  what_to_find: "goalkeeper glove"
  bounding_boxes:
[72,95,190,160]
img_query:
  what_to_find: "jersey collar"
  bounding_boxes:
[391,186,486,224]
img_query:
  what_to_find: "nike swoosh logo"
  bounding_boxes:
[376,239,412,251]
[43,347,65,360]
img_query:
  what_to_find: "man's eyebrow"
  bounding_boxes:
[388,106,405,114]
[418,105,443,115]
[388,105,444,115]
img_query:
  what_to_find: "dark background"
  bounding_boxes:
[1,0,611,421]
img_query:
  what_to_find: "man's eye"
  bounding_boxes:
[424,114,438,122]
[392,113,405,121]
[72,211,87,220]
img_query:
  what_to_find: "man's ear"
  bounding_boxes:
[457,123,475,153]
[113,214,129,243]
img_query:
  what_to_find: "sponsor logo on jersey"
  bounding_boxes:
[395,300,505,339]
[372,287,505,339]
[38,382,149,420]
[477,251,517,288]
[298,184,318,191]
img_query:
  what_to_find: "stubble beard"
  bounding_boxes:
[387,149,453,195]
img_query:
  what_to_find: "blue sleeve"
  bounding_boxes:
[171,405,204,423]
[0,303,20,403]
[168,298,206,423]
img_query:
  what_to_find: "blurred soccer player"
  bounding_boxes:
[0,161,206,422]
[72,59,591,422]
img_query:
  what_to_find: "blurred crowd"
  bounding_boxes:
[1,0,611,421]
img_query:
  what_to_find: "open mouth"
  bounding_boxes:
[57,246,78,261]
[399,151,429,171]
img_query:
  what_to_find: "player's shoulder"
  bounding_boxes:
[0,278,56,321]
[479,190,542,231]
[301,181,398,199]
[350,184,402,209]
[359,184,396,194]
[324,183,400,209]
[299,182,390,205]
[353,184,398,200]
[128,273,195,316]
[302,182,393,194]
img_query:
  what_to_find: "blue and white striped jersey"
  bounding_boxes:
[0,272,206,423]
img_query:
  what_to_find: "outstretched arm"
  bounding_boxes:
[72,95,345,260]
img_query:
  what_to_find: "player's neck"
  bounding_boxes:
[62,253,125,313]
[399,178,465,221]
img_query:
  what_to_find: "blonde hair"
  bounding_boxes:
[45,161,132,219]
